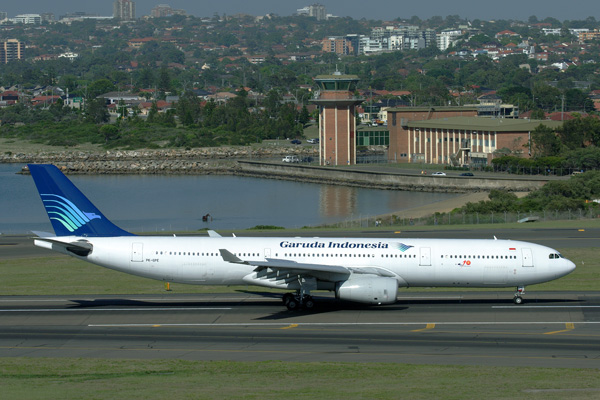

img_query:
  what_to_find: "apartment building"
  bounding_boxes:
[579,30,600,42]
[437,30,462,51]
[297,4,327,21]
[114,0,136,20]
[151,4,186,18]
[322,26,435,56]
[0,39,25,64]
[322,37,353,55]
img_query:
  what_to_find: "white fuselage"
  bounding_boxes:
[36,236,576,290]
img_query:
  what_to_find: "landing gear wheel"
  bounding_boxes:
[304,296,315,310]
[286,298,299,311]
[513,296,523,305]
[282,293,294,306]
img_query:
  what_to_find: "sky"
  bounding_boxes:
[2,0,600,22]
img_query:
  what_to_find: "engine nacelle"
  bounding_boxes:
[335,276,398,305]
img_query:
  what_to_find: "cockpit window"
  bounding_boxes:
[549,253,562,259]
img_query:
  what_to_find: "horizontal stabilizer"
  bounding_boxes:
[31,231,56,238]
[33,237,93,257]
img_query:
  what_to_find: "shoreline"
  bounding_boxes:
[3,147,541,220]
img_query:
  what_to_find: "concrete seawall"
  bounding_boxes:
[236,161,548,193]
[8,149,548,193]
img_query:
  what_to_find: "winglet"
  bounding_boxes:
[207,230,222,238]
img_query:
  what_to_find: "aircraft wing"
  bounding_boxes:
[220,249,348,274]
[219,249,396,279]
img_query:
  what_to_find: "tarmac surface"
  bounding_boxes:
[0,292,599,368]
[1,227,599,368]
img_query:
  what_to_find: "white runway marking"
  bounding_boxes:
[0,307,232,312]
[493,305,600,309]
[88,321,600,327]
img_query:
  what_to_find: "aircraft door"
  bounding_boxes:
[521,248,533,267]
[419,247,431,266]
[264,248,271,258]
[131,242,143,262]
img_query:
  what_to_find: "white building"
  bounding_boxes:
[59,52,79,61]
[437,30,463,51]
[13,14,42,24]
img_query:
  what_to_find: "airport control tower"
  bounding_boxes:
[312,72,363,166]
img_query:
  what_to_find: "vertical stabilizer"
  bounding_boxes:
[28,164,134,237]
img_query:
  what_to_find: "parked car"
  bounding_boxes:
[290,139,302,144]
[460,172,474,177]
[282,155,300,163]
[307,138,319,144]
[432,171,446,176]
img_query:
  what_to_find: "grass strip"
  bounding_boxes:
[0,358,599,400]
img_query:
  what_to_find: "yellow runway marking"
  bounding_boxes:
[411,323,435,332]
[544,323,575,335]
[281,324,299,330]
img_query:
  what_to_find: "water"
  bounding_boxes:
[0,163,458,233]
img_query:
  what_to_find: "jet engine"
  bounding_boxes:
[335,276,398,305]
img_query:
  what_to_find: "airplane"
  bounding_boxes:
[28,163,576,311]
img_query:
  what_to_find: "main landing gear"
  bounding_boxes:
[282,292,315,311]
[282,276,317,311]
[513,286,525,304]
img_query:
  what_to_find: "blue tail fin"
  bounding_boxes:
[28,164,134,237]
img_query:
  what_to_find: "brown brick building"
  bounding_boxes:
[312,73,363,166]
[387,107,478,163]
[386,108,562,166]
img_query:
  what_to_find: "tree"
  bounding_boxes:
[532,84,562,111]
[531,109,546,120]
[531,124,561,157]
[158,68,171,93]
[558,116,600,149]
[84,98,110,124]
[87,79,116,99]
[298,105,310,126]
[100,124,119,144]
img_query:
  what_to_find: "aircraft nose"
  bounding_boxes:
[561,259,576,277]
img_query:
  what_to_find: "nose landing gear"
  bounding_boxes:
[513,286,525,304]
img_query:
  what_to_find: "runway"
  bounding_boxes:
[1,227,599,368]
[1,292,599,368]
